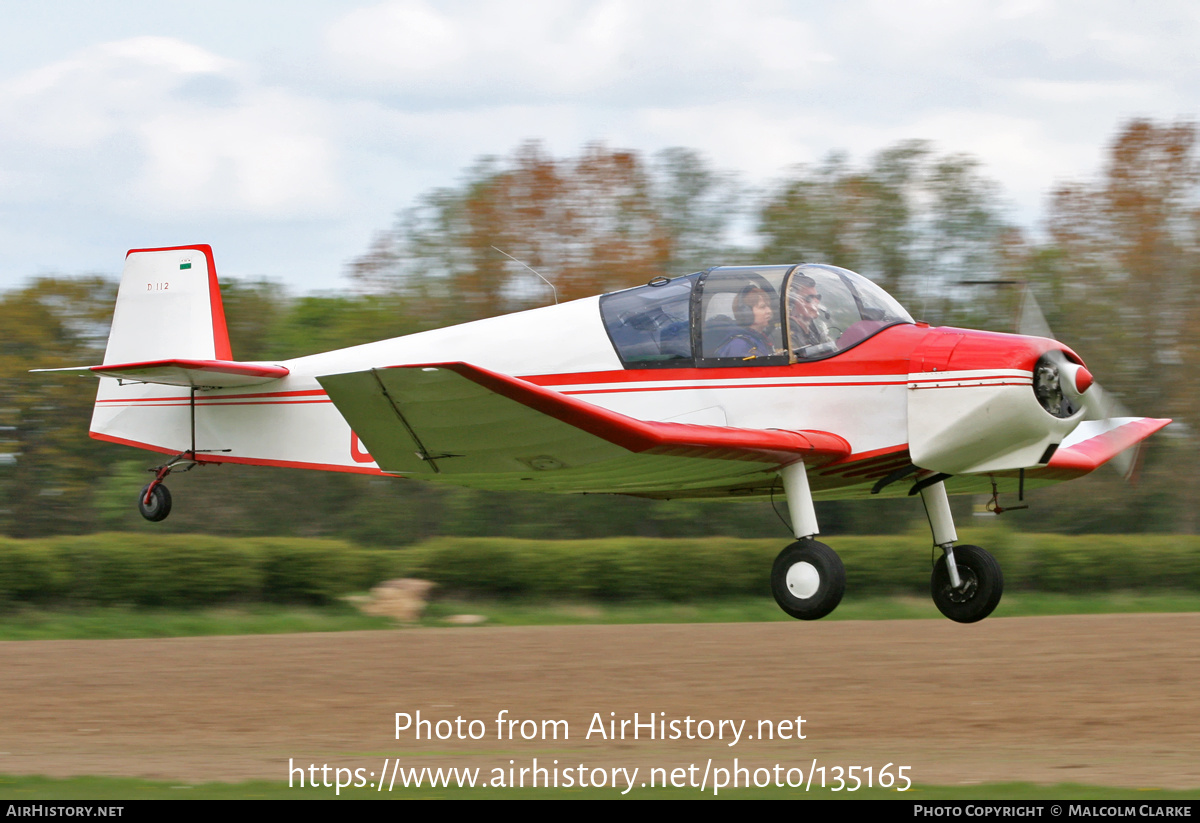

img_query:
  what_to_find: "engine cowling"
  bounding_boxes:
[907,328,1085,475]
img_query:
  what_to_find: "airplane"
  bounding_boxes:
[37,244,1171,624]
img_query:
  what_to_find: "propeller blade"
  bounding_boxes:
[1017,287,1055,341]
[1086,385,1141,480]
[1017,286,1138,479]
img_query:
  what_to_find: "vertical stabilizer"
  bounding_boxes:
[104,245,232,364]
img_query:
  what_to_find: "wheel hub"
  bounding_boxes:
[785,562,821,600]
[943,568,979,603]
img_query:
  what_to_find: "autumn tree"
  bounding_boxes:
[0,277,117,535]
[5,126,1192,538]
[1043,120,1199,408]
[349,142,744,326]
[1027,119,1200,532]
[648,146,746,273]
[757,141,1021,328]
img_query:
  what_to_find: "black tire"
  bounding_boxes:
[138,483,172,522]
[931,544,1003,623]
[770,539,846,620]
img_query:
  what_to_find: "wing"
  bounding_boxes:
[1040,417,1172,481]
[317,361,851,496]
[925,416,1173,498]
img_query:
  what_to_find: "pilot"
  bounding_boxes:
[716,285,777,359]
[787,273,832,353]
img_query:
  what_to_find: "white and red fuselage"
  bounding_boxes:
[79,246,1168,503]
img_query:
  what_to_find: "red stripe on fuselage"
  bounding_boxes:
[89,431,389,475]
[558,379,910,395]
[93,369,1027,407]
[528,323,932,384]
[552,375,1027,396]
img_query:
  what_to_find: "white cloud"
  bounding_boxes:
[325,0,831,103]
[0,36,343,218]
[328,0,465,79]
[3,37,234,147]
[1,1,1199,292]
[134,90,342,215]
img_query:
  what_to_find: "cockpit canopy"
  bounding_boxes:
[600,264,914,369]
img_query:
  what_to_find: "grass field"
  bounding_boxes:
[1,592,1199,640]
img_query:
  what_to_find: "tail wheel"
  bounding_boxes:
[770,539,846,620]
[138,483,172,522]
[931,544,1003,623]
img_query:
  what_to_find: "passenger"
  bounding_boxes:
[787,273,832,353]
[716,285,777,359]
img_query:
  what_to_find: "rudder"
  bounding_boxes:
[104,244,232,364]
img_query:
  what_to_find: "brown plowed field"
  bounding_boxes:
[2,614,1198,790]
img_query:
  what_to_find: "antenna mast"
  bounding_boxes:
[491,246,558,305]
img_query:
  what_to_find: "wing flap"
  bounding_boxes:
[318,361,851,493]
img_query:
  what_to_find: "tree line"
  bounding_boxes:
[1,118,1195,541]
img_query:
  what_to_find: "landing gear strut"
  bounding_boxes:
[770,465,1003,624]
[919,480,1003,623]
[771,461,847,620]
[132,387,226,522]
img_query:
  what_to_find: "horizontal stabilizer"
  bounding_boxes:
[318,361,850,495]
[1046,417,1172,478]
[34,358,289,388]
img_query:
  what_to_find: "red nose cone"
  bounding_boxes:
[1074,367,1094,394]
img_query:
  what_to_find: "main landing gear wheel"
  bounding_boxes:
[771,539,846,620]
[138,483,172,522]
[931,544,1003,623]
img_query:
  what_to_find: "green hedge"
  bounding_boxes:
[0,531,1198,608]
[391,537,771,600]
[391,530,1200,600]
[0,533,402,607]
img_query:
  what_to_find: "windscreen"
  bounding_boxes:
[784,264,913,361]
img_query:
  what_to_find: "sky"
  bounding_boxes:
[0,0,1196,294]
